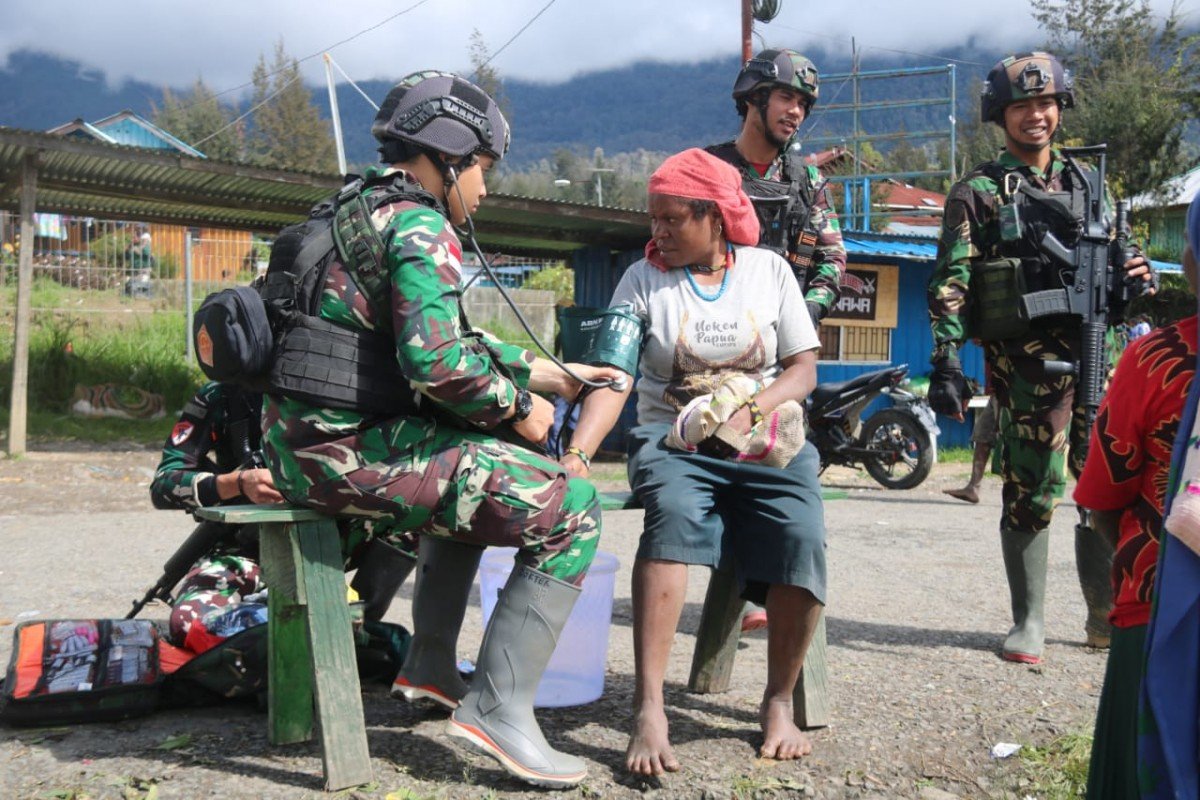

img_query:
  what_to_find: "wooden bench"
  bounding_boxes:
[194,504,371,792]
[599,490,839,730]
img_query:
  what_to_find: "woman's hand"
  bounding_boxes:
[561,451,591,478]
[723,404,754,436]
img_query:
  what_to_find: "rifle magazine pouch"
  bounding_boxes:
[0,619,168,726]
[969,258,1030,341]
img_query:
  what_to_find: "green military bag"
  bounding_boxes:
[968,258,1031,341]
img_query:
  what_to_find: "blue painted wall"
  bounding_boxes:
[569,245,985,451]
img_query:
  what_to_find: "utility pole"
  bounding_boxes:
[741,0,753,63]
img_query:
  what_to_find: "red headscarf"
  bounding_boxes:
[645,148,760,270]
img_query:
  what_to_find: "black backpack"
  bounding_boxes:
[193,174,439,415]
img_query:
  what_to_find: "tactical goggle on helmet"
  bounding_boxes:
[732,49,819,111]
[980,51,1076,124]
[373,70,510,161]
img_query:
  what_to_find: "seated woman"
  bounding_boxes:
[565,148,826,776]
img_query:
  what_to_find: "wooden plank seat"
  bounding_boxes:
[194,504,371,792]
[598,489,837,730]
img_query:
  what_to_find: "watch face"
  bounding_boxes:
[515,389,533,421]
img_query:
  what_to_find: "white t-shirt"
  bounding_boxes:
[610,245,819,426]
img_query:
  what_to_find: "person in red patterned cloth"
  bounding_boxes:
[1072,244,1198,800]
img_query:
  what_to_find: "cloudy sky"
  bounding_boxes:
[3,0,1195,92]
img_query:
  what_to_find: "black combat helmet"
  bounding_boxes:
[980,52,1076,124]
[732,49,820,115]
[372,70,510,161]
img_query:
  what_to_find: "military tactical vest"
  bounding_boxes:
[967,159,1090,341]
[261,173,444,416]
[705,142,820,287]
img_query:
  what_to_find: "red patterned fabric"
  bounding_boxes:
[1075,315,1199,627]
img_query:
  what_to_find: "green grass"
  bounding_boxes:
[1017,731,1092,799]
[0,310,201,414]
[937,446,974,464]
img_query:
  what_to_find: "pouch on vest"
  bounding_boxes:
[192,286,274,389]
[0,618,180,726]
[968,258,1030,341]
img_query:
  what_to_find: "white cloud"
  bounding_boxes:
[2,0,1193,93]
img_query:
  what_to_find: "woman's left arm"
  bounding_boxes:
[724,349,817,435]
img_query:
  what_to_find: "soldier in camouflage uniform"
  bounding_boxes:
[926,52,1154,665]
[152,381,417,646]
[707,48,847,328]
[260,71,622,789]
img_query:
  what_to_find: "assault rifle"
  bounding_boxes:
[1019,144,1151,460]
[125,519,240,619]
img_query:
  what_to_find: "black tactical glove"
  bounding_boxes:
[928,351,972,418]
[806,302,823,329]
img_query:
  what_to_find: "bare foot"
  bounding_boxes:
[625,705,679,776]
[758,697,812,760]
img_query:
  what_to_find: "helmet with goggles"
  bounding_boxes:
[732,49,819,115]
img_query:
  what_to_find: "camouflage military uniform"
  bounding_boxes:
[929,148,1096,531]
[153,382,414,644]
[261,166,600,586]
[706,142,847,316]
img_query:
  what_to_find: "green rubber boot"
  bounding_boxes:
[392,536,483,710]
[1000,528,1049,664]
[1075,523,1114,649]
[448,564,587,788]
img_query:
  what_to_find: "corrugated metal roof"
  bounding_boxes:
[0,126,647,257]
[842,230,938,262]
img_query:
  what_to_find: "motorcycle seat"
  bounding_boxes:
[810,367,901,410]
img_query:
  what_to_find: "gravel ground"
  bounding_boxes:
[0,448,1105,799]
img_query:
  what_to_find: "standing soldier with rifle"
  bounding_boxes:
[926,52,1156,665]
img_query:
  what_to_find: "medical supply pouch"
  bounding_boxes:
[0,619,181,726]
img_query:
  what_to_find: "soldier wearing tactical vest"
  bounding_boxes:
[706,49,847,328]
[926,52,1155,665]
[260,71,622,789]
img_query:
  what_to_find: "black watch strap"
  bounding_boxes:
[512,388,533,423]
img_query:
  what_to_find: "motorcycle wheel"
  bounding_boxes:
[859,409,933,490]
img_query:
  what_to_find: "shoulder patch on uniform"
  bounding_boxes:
[170,421,195,446]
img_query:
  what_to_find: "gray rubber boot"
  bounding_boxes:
[350,538,417,622]
[448,564,587,788]
[1000,528,1049,664]
[1075,521,1114,649]
[392,536,483,710]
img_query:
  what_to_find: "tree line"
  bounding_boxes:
[151,1,1197,233]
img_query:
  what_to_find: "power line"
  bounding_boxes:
[472,0,560,78]
[209,0,433,102]
[193,72,300,147]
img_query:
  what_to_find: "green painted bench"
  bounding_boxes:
[599,489,841,730]
[194,504,371,792]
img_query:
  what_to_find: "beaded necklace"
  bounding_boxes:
[684,244,735,302]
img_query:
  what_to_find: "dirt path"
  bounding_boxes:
[0,449,1103,799]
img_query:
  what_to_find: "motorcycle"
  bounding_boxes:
[807,364,938,490]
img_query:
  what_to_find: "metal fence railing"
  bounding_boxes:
[1,209,565,360]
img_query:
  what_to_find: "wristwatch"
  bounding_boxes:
[512,388,534,423]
